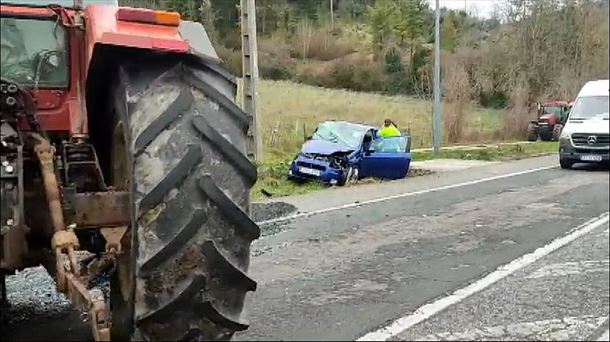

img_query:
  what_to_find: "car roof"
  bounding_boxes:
[320,120,376,131]
[577,79,609,98]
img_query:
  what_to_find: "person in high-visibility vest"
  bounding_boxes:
[379,119,401,138]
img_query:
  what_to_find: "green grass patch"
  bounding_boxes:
[410,142,558,162]
[259,80,505,159]
[252,155,324,201]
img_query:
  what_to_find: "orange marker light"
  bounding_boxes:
[117,8,181,26]
[155,11,181,26]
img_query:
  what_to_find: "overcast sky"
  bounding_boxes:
[427,0,500,18]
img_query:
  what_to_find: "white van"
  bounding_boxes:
[558,79,609,169]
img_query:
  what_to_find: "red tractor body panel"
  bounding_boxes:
[539,113,558,125]
[83,4,190,70]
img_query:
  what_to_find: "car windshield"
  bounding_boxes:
[0,17,69,88]
[569,96,609,120]
[312,122,369,149]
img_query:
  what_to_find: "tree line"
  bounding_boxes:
[119,0,609,111]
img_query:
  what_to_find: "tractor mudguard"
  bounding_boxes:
[84,4,219,69]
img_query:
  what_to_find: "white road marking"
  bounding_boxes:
[357,212,610,341]
[258,165,556,225]
[526,259,610,279]
[414,315,607,341]
[598,329,610,341]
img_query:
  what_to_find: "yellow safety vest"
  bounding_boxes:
[379,125,401,138]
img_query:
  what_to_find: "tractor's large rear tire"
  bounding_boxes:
[109,58,260,341]
[527,123,538,142]
[552,124,563,141]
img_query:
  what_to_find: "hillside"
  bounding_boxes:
[120,0,609,145]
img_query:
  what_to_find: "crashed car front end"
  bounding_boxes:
[289,152,353,185]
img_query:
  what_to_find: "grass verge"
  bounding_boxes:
[252,141,558,201]
[411,141,558,161]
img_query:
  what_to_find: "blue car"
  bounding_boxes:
[288,121,412,185]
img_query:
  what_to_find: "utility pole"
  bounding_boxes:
[433,0,442,157]
[330,0,334,29]
[240,0,263,162]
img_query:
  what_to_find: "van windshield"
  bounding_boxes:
[569,96,609,120]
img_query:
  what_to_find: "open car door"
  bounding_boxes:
[359,136,412,180]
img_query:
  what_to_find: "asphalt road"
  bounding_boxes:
[2,156,608,341]
[393,215,609,341]
[239,156,609,341]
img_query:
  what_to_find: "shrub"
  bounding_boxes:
[383,48,410,94]
[479,90,508,109]
[260,57,294,80]
[216,46,242,76]
[289,21,355,61]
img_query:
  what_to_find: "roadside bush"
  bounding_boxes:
[260,59,294,80]
[325,55,387,92]
[479,90,508,109]
[383,47,412,95]
[443,58,472,143]
[294,62,330,87]
[500,81,531,140]
[216,46,242,77]
[290,21,355,61]
[293,53,386,92]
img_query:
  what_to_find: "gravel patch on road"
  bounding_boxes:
[2,267,75,327]
[252,201,298,223]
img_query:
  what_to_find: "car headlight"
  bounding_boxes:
[559,130,571,140]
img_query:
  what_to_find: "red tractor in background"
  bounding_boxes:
[527,100,573,142]
[1,0,260,340]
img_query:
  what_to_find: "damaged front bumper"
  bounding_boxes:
[288,155,346,185]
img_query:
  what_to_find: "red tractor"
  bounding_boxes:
[1,0,259,340]
[527,100,573,141]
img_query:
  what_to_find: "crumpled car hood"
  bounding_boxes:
[301,139,353,155]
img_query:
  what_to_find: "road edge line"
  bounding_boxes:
[258,165,555,225]
[356,212,610,341]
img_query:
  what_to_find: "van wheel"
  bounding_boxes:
[560,158,574,169]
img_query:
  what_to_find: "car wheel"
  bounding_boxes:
[560,158,574,169]
[351,167,359,183]
[339,166,354,186]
